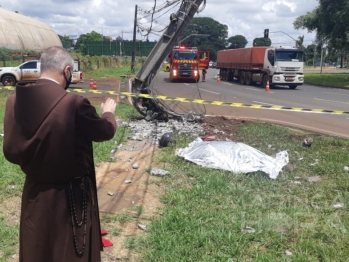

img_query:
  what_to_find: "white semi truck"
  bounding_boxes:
[216,46,305,89]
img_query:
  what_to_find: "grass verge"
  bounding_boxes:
[305,73,349,89]
[134,122,349,261]
[84,67,139,80]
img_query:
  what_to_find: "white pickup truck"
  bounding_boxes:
[0,60,83,86]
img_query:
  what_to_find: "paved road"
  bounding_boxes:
[151,69,349,139]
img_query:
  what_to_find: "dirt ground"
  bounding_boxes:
[2,79,249,262]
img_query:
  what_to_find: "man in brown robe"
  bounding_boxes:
[3,46,117,262]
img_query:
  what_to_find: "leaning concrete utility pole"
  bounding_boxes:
[132,0,205,120]
[131,5,138,74]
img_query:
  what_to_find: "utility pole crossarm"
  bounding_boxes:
[134,0,204,84]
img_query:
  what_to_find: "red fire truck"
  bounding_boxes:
[168,46,209,82]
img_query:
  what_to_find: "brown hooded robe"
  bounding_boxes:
[3,79,116,262]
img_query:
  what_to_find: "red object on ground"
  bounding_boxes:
[102,237,113,247]
[203,135,217,141]
[101,229,109,236]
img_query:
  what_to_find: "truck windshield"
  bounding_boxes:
[173,51,197,60]
[275,51,304,62]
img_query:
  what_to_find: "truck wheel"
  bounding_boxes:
[2,75,16,86]
[289,84,297,89]
[262,74,269,89]
[239,72,246,85]
[245,72,252,85]
[166,66,170,72]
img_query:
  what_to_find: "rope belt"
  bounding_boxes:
[67,175,94,257]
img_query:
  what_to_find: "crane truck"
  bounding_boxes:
[131,0,206,120]
[216,46,305,89]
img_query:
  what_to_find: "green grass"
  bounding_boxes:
[84,67,139,80]
[305,73,349,88]
[134,122,349,261]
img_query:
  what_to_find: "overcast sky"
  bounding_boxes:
[5,0,318,47]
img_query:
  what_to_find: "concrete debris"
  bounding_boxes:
[344,166,349,172]
[303,137,313,147]
[213,128,225,134]
[120,119,204,145]
[310,159,319,166]
[132,163,139,169]
[150,168,170,177]
[124,180,132,184]
[116,144,123,149]
[242,226,256,234]
[295,176,321,183]
[138,224,147,230]
[307,176,322,182]
[332,203,344,209]
[107,191,114,196]
[285,251,293,256]
[110,149,115,154]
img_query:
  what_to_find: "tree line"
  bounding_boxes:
[59,4,346,66]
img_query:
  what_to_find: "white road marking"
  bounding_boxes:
[198,88,220,95]
[253,101,280,106]
[245,87,262,91]
[323,91,349,97]
[313,98,349,105]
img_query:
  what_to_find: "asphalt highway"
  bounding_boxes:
[151,68,349,139]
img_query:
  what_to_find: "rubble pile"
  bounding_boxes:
[119,119,204,145]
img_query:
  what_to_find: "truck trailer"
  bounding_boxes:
[216,46,304,89]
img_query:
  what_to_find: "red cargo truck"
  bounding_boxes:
[216,46,304,89]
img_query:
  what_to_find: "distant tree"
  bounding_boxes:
[294,1,349,65]
[253,37,271,47]
[304,44,316,65]
[75,31,103,54]
[227,35,248,49]
[58,35,70,43]
[178,17,228,61]
[296,35,305,50]
[58,35,73,49]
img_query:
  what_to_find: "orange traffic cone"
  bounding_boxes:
[89,79,94,89]
[217,74,221,83]
[93,80,97,90]
[265,80,270,92]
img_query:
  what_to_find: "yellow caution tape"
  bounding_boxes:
[1,86,348,115]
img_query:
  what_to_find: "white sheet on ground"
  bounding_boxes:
[176,138,289,179]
